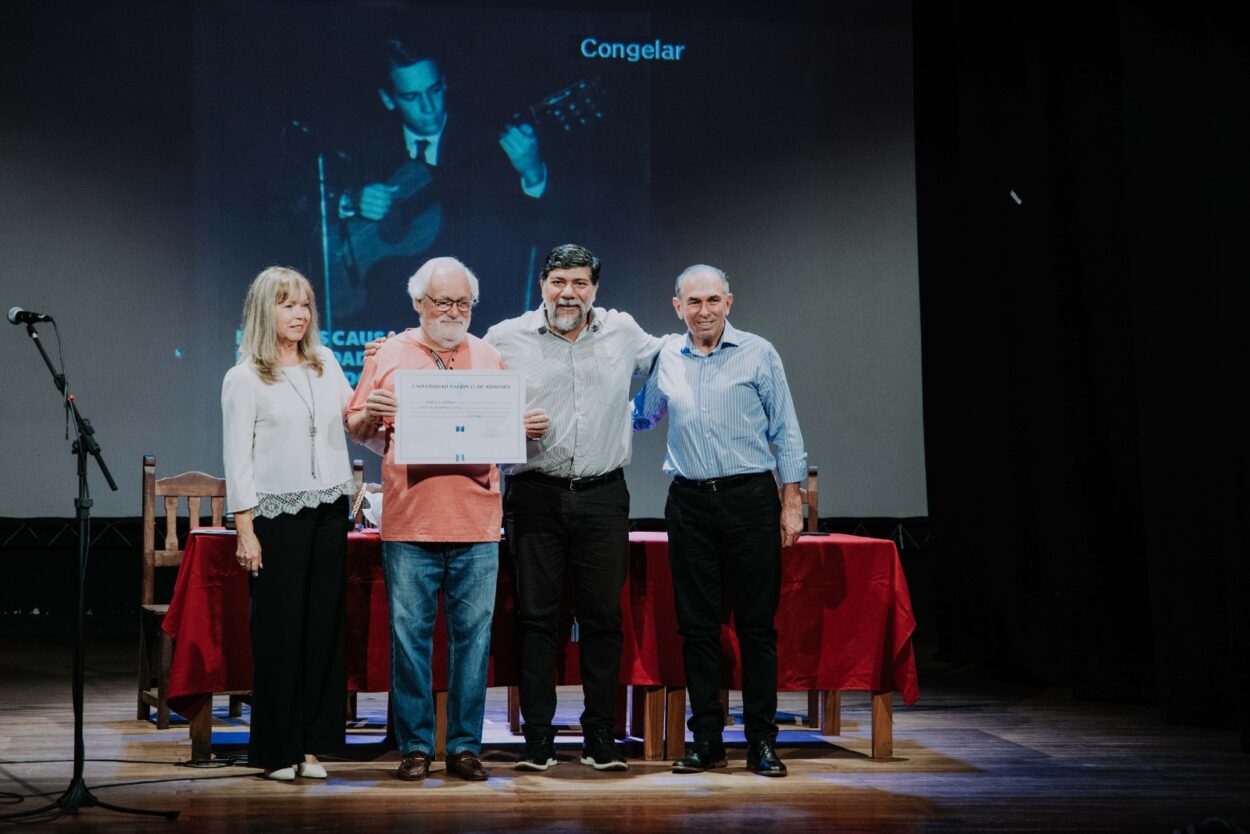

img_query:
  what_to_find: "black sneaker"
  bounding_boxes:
[579,727,628,771]
[515,735,557,771]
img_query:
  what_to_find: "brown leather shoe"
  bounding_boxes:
[445,750,489,781]
[397,750,433,781]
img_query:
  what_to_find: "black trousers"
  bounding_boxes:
[504,475,630,737]
[665,473,781,744]
[248,496,348,768]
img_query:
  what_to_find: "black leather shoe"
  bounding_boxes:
[445,750,489,781]
[672,741,728,773]
[745,739,788,777]
[397,750,433,781]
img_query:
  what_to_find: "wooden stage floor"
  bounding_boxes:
[1,625,1246,833]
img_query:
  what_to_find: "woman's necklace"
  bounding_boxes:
[282,366,318,478]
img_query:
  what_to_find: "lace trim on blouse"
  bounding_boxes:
[254,478,356,519]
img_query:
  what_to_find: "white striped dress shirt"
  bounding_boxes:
[631,321,808,483]
[484,306,663,478]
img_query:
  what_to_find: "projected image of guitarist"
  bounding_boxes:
[359,39,548,217]
[331,38,567,329]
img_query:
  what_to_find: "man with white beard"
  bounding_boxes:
[484,243,662,771]
[347,256,548,782]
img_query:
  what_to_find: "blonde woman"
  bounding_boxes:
[222,267,354,781]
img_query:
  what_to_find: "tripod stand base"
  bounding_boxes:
[0,777,179,822]
[3,326,173,822]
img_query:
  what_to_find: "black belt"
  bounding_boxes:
[511,468,624,492]
[672,472,772,493]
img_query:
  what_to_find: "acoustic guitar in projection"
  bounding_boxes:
[328,77,605,319]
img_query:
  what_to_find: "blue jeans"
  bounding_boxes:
[382,541,499,757]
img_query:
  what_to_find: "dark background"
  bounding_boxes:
[914,3,1248,744]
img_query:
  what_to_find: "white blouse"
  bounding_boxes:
[222,346,355,518]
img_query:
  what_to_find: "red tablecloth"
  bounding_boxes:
[163,530,919,719]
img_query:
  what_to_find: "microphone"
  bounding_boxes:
[287,120,353,162]
[7,307,54,325]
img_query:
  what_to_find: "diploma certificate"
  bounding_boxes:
[393,370,527,464]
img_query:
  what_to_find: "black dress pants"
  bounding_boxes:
[504,475,630,738]
[665,473,781,745]
[249,496,348,768]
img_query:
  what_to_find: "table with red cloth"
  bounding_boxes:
[162,529,919,761]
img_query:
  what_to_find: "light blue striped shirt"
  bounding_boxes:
[631,321,807,484]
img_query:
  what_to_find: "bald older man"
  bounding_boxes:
[347,256,547,782]
[632,264,807,777]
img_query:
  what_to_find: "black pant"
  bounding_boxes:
[249,497,348,768]
[665,473,781,744]
[504,475,630,737]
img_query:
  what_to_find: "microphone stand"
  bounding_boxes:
[283,118,360,331]
[318,150,334,330]
[1,323,178,822]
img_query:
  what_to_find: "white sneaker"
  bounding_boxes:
[296,761,327,779]
[263,766,296,781]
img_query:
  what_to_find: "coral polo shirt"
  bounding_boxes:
[347,329,505,542]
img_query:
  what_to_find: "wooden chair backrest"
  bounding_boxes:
[141,453,226,605]
[351,459,364,526]
[800,465,820,532]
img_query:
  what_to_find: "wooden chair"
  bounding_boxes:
[798,464,847,733]
[346,459,366,723]
[800,465,820,532]
[349,459,366,526]
[136,454,239,728]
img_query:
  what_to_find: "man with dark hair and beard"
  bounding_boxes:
[484,243,662,772]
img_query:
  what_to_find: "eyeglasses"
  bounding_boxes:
[424,297,476,313]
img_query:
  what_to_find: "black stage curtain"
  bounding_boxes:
[915,2,1248,746]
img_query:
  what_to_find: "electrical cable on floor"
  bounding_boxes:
[0,753,346,769]
[77,773,259,790]
[0,755,259,811]
[0,756,257,767]
[0,788,61,803]
[0,771,259,809]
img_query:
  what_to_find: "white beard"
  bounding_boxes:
[422,317,468,349]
